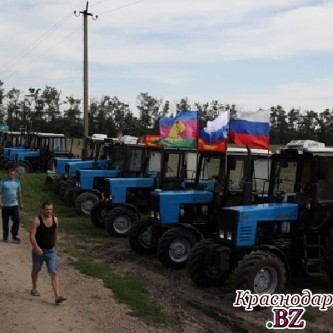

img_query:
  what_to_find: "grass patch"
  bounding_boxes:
[68,248,171,324]
[2,171,170,325]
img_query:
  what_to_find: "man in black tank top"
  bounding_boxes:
[29,201,67,304]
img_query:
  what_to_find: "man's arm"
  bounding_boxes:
[29,217,43,255]
[54,216,59,249]
[18,191,23,209]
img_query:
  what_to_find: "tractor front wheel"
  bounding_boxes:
[104,206,138,237]
[74,192,99,216]
[90,201,107,228]
[128,219,159,254]
[234,250,286,294]
[157,227,198,269]
[187,239,230,287]
[15,161,32,174]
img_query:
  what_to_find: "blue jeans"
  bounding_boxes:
[2,205,20,239]
[32,248,59,274]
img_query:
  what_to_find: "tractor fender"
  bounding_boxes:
[256,244,291,277]
[82,189,103,199]
[16,159,33,170]
[117,203,141,219]
[163,223,204,241]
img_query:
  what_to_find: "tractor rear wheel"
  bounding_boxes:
[234,250,286,294]
[74,192,99,216]
[187,239,230,287]
[90,201,107,228]
[128,219,158,254]
[104,206,138,237]
[157,227,198,269]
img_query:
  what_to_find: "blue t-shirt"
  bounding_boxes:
[0,178,21,206]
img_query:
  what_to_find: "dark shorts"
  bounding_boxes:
[32,248,58,274]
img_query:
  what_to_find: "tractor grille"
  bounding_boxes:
[238,226,253,244]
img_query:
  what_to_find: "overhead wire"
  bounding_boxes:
[0,0,86,80]
[1,0,145,83]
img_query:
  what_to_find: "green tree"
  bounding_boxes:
[136,93,162,131]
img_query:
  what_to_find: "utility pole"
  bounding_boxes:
[75,2,97,158]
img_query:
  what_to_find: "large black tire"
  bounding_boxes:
[63,187,76,207]
[128,219,159,254]
[59,181,69,200]
[187,239,230,287]
[233,250,286,294]
[90,201,107,228]
[74,192,100,216]
[15,161,31,174]
[0,158,8,169]
[68,187,80,206]
[157,227,199,269]
[324,227,333,283]
[53,179,64,194]
[104,206,138,237]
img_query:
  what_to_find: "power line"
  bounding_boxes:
[0,0,86,78]
[95,0,145,17]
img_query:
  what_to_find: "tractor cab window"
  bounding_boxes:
[228,159,245,191]
[317,160,333,202]
[127,148,143,175]
[273,160,297,196]
[147,151,162,173]
[253,158,270,193]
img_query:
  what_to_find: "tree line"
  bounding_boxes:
[1,80,332,145]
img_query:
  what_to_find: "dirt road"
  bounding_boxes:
[0,227,196,333]
[2,225,333,333]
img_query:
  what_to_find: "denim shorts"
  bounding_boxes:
[32,248,59,274]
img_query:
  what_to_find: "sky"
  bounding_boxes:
[1,0,333,117]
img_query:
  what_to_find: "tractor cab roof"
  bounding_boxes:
[278,140,333,156]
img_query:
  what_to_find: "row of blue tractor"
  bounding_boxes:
[47,135,333,297]
[85,137,333,297]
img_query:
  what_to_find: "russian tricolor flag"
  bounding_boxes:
[198,111,229,152]
[229,110,270,149]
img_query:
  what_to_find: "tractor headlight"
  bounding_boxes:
[151,211,160,220]
[201,205,208,215]
[219,229,225,239]
[180,207,185,216]
[226,232,233,241]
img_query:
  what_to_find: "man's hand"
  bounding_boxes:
[34,246,43,256]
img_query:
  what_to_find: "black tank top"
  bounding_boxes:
[36,215,57,249]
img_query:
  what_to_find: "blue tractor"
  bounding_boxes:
[128,147,271,268]
[52,136,116,197]
[13,133,72,173]
[73,140,167,217]
[187,140,333,294]
[0,131,31,168]
[95,145,199,237]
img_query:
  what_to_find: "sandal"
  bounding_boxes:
[55,296,67,304]
[30,289,40,297]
